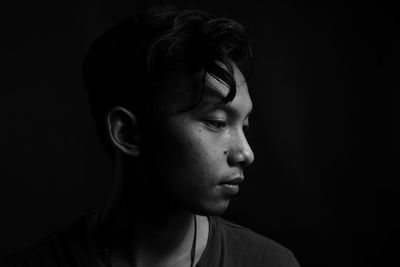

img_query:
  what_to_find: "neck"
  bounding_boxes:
[94,155,198,266]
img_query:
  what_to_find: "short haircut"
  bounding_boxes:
[82,4,253,158]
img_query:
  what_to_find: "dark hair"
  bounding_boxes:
[82,4,253,158]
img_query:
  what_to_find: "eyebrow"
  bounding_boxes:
[200,86,253,118]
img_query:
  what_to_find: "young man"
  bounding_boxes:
[0,5,300,267]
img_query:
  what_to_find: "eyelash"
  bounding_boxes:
[205,120,250,132]
[205,120,227,129]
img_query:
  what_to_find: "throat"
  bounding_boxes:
[86,208,209,267]
[136,214,200,267]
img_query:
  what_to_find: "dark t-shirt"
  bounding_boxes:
[0,213,300,267]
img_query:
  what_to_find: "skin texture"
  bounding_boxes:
[149,64,254,216]
[91,62,254,267]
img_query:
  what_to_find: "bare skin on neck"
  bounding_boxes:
[84,154,209,267]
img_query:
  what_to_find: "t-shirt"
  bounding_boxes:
[0,213,301,267]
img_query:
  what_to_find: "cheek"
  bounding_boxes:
[170,126,225,173]
[181,128,228,177]
[151,116,230,182]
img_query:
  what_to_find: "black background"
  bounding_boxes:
[0,0,398,266]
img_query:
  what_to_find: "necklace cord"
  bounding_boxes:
[190,214,197,267]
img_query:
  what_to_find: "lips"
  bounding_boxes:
[218,176,244,195]
[219,176,244,186]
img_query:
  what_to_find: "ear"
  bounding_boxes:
[106,106,140,157]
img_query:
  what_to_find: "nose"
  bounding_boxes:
[227,130,255,168]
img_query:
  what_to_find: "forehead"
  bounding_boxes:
[204,64,247,99]
[200,65,252,114]
[157,63,252,116]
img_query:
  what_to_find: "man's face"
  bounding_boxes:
[145,63,254,216]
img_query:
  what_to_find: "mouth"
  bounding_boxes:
[219,183,240,194]
[219,177,244,186]
[218,177,243,195]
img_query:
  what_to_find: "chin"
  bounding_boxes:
[194,199,231,216]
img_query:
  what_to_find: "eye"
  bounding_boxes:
[205,120,227,129]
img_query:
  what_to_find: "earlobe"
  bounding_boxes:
[106,106,140,157]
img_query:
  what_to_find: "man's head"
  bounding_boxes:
[82,5,254,215]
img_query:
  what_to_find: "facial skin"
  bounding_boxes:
[144,62,255,216]
[91,62,254,266]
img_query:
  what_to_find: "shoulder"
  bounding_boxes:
[211,216,300,267]
[0,235,59,267]
[215,216,287,253]
[0,214,94,267]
